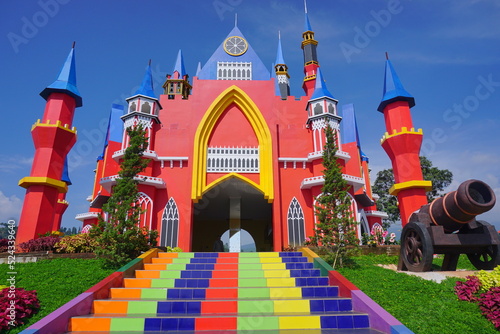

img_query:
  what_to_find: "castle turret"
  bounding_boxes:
[306,68,341,152]
[123,61,161,152]
[302,0,320,95]
[163,50,191,99]
[17,45,82,244]
[274,32,290,99]
[378,56,432,225]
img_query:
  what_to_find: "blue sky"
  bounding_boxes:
[1,0,499,234]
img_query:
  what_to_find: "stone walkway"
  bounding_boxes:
[378,264,479,283]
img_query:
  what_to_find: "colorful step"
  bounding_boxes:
[68,252,382,332]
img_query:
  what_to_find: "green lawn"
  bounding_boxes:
[0,258,114,334]
[335,254,497,334]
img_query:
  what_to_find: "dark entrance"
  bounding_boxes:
[192,178,273,252]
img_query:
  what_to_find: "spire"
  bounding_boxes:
[377,58,415,112]
[310,68,335,100]
[134,60,158,100]
[304,0,312,31]
[275,31,286,65]
[196,62,202,77]
[40,43,83,108]
[172,49,186,78]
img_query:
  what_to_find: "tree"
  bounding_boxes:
[90,123,158,268]
[309,122,359,268]
[373,156,453,225]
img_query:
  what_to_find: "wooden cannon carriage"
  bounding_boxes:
[399,179,499,272]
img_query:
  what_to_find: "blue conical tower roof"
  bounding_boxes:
[172,50,186,77]
[275,32,286,65]
[133,61,158,100]
[310,68,335,100]
[377,59,415,112]
[40,45,83,108]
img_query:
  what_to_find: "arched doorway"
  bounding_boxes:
[192,178,272,252]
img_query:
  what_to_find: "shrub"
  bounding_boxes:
[455,275,481,302]
[0,238,8,252]
[455,267,500,329]
[54,233,98,253]
[0,288,40,331]
[18,236,60,252]
[478,287,500,329]
[166,246,183,252]
[477,266,500,292]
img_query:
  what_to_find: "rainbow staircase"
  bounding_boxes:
[68,251,384,333]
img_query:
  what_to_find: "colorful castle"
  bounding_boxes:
[17,9,397,251]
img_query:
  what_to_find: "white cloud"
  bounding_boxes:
[0,191,22,222]
[0,155,33,173]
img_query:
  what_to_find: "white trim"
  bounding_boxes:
[100,174,166,192]
[75,212,99,222]
[113,149,188,168]
[365,210,389,218]
[300,174,365,191]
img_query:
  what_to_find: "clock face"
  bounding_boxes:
[224,36,248,56]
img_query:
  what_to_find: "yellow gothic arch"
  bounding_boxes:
[191,85,274,203]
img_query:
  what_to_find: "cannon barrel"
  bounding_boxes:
[426,179,496,232]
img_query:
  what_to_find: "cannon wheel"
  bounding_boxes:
[401,222,434,272]
[465,221,500,270]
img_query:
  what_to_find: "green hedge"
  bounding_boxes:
[0,258,114,334]
[335,254,495,334]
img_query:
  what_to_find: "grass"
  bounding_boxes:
[333,254,497,334]
[0,258,114,334]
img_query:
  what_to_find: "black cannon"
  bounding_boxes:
[399,179,499,272]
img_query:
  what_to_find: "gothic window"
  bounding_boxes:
[161,198,179,247]
[328,103,335,114]
[314,103,323,115]
[137,192,153,229]
[141,102,151,114]
[129,101,137,113]
[287,197,305,246]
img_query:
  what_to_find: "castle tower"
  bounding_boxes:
[274,32,290,100]
[17,45,82,244]
[163,50,191,99]
[302,0,320,95]
[378,56,432,225]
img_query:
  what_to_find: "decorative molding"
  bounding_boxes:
[31,119,77,133]
[300,174,365,191]
[217,62,252,80]
[112,149,188,168]
[207,146,259,173]
[75,212,99,222]
[365,210,389,218]
[100,174,166,192]
[380,127,423,145]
